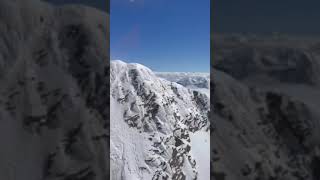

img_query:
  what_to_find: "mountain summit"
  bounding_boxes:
[110,60,210,180]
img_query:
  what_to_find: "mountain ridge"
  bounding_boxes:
[110,60,210,180]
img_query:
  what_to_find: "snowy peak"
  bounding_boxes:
[110,60,210,179]
[110,60,209,133]
[111,60,156,84]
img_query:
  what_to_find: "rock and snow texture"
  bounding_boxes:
[211,34,320,180]
[110,60,210,180]
[0,0,109,179]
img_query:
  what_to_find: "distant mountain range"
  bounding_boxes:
[156,72,210,97]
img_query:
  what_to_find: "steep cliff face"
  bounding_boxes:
[0,0,109,179]
[110,60,210,180]
[211,34,320,180]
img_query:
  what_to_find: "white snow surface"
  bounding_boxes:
[190,131,210,180]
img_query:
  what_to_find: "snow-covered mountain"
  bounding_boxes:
[0,0,109,179]
[156,72,210,97]
[110,60,210,180]
[211,34,320,180]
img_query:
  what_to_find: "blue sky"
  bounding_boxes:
[111,0,210,72]
[213,0,320,35]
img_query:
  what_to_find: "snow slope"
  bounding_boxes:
[0,0,109,179]
[110,60,210,180]
[211,33,320,180]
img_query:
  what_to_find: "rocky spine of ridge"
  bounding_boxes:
[0,0,109,179]
[110,60,210,180]
[211,34,320,180]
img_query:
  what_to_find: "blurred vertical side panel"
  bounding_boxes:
[0,0,110,179]
[211,0,320,180]
[210,0,215,179]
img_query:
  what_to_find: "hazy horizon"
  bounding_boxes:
[111,59,210,73]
